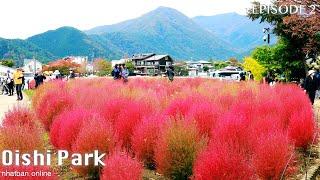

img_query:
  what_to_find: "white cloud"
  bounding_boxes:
[0,0,270,39]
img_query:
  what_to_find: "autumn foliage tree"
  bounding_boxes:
[43,59,80,75]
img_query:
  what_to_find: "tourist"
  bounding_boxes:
[248,71,254,81]
[121,65,129,83]
[69,70,76,79]
[304,70,317,104]
[13,68,24,101]
[239,72,246,81]
[112,65,120,80]
[166,65,175,82]
[34,72,47,88]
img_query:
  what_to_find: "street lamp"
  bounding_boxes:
[263,28,270,44]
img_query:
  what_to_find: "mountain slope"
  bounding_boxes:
[27,27,122,59]
[87,7,239,60]
[193,13,276,51]
[0,38,55,65]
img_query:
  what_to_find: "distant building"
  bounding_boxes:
[132,53,173,75]
[23,59,42,73]
[186,60,212,71]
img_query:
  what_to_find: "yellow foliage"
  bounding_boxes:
[243,57,266,81]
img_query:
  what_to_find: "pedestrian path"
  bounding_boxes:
[0,94,28,124]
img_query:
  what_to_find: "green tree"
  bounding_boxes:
[93,59,112,76]
[0,59,14,67]
[212,61,229,70]
[174,63,189,76]
[203,66,209,72]
[125,61,135,74]
[247,0,320,77]
[252,39,305,80]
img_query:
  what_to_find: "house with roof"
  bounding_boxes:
[132,53,173,75]
[23,59,43,73]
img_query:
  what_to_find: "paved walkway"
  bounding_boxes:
[0,94,28,124]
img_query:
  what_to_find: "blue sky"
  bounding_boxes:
[0,0,271,39]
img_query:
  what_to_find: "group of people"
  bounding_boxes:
[112,65,129,82]
[0,68,24,101]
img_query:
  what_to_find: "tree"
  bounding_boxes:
[174,62,189,76]
[212,61,229,70]
[42,59,80,75]
[248,0,320,76]
[93,59,112,76]
[0,59,14,67]
[252,39,305,80]
[125,61,135,74]
[203,66,209,72]
[243,57,266,81]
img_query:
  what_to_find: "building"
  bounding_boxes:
[23,59,43,73]
[133,53,173,75]
[186,60,212,71]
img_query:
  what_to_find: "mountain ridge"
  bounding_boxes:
[0,6,273,63]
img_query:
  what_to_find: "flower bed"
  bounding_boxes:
[1,78,318,179]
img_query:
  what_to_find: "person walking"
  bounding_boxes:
[13,68,24,101]
[304,70,318,105]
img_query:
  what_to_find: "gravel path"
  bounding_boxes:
[0,94,28,124]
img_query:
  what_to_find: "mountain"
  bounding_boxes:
[0,38,55,65]
[193,12,276,51]
[27,27,122,59]
[0,7,276,63]
[86,7,239,60]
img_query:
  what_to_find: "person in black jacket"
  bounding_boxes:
[304,70,318,104]
[34,72,46,88]
[166,65,175,82]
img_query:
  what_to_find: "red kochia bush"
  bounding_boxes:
[131,114,167,168]
[0,165,57,180]
[155,119,206,179]
[193,143,255,180]
[0,125,44,153]
[288,107,316,149]
[252,132,296,179]
[114,100,155,150]
[50,108,95,151]
[100,152,143,180]
[186,101,220,137]
[2,106,37,129]
[71,116,115,177]
[35,88,74,130]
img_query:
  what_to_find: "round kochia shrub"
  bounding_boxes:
[0,125,45,153]
[155,119,206,179]
[35,88,74,131]
[50,108,97,151]
[131,114,167,168]
[2,106,37,129]
[71,117,115,177]
[252,132,296,180]
[193,142,255,180]
[100,152,143,180]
